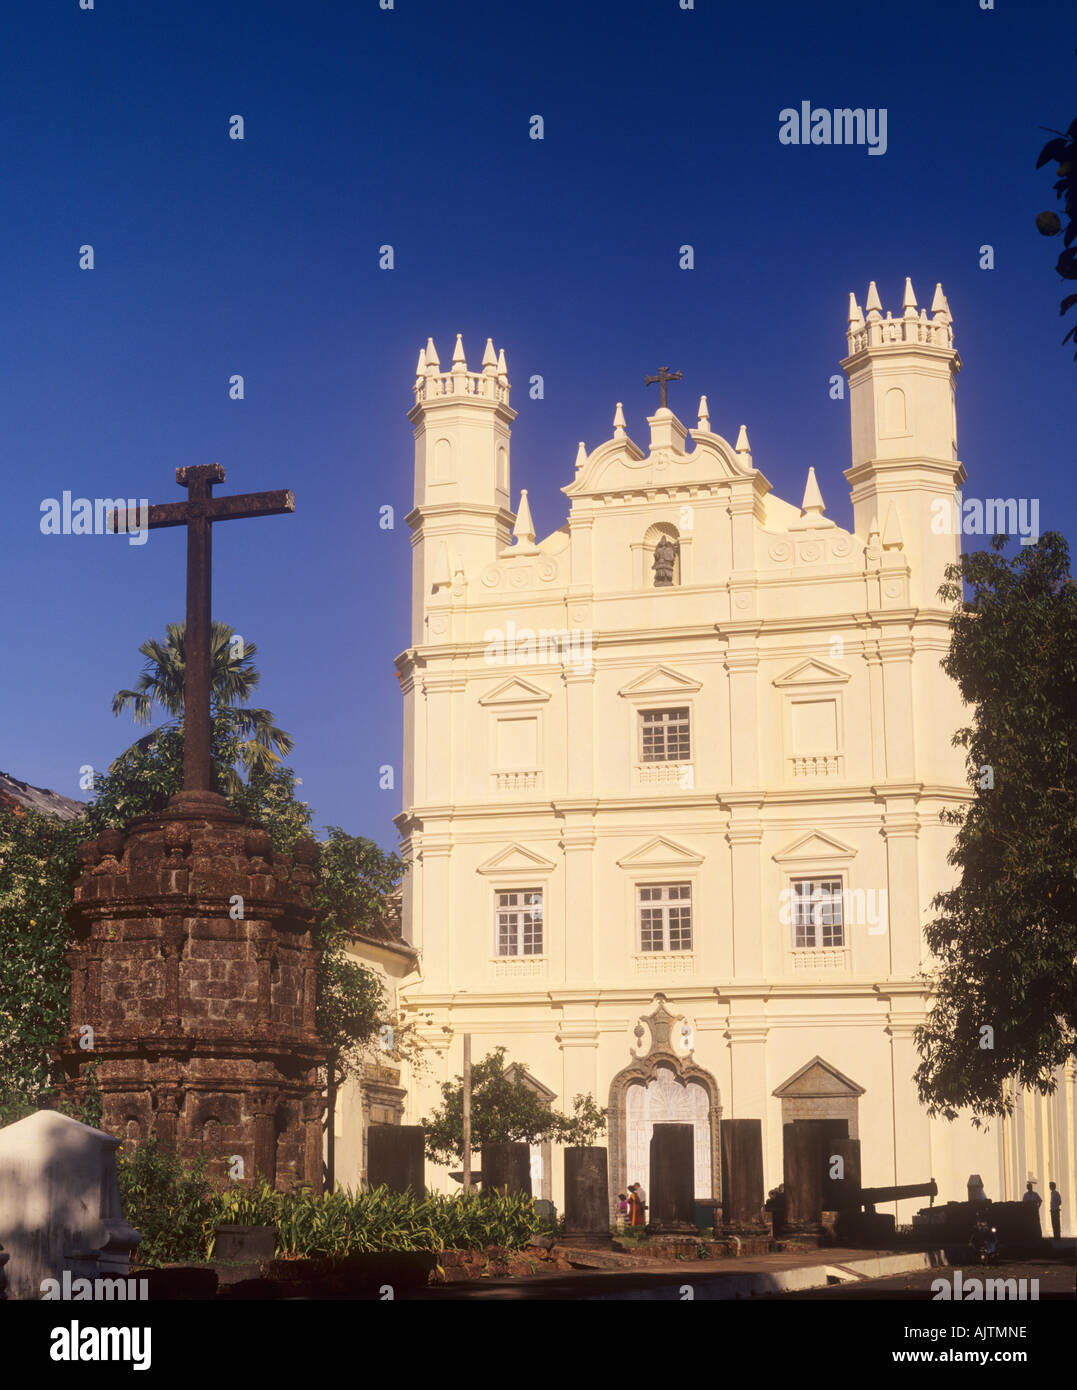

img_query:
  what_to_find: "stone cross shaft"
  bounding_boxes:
[111,465,294,798]
[644,365,682,410]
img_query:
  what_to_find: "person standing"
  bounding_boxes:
[616,1192,629,1228]
[1049,1181,1062,1239]
[632,1181,647,1227]
[1022,1180,1043,1234]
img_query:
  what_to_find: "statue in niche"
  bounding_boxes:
[652,535,678,586]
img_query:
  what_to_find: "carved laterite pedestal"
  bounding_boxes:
[57,797,326,1191]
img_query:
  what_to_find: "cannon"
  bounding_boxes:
[836,1179,937,1245]
[858,1179,937,1213]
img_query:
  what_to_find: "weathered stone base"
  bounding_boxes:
[56,803,326,1190]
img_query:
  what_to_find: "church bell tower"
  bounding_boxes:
[842,279,966,607]
[405,334,516,645]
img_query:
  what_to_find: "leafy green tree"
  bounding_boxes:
[421,1046,607,1166]
[313,826,424,1186]
[0,804,85,1123]
[111,619,293,791]
[93,719,311,852]
[1035,86,1077,360]
[1,629,415,1157]
[914,533,1077,1121]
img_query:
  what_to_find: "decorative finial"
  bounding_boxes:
[865,281,882,317]
[931,283,951,322]
[513,489,536,546]
[613,402,627,440]
[800,466,825,520]
[496,347,508,381]
[697,394,710,431]
[848,293,864,327]
[903,277,917,316]
[574,441,587,471]
[482,338,497,371]
[452,333,467,370]
[415,346,427,378]
[735,424,751,455]
[425,337,440,371]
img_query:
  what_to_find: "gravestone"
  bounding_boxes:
[719,1118,765,1228]
[824,1137,862,1212]
[783,1118,849,1226]
[824,1137,862,1241]
[481,1142,531,1196]
[0,1111,141,1301]
[367,1125,425,1196]
[562,1146,613,1247]
[648,1123,695,1233]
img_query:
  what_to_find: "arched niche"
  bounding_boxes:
[632,521,689,587]
[883,386,907,436]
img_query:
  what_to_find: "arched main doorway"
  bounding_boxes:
[625,1065,713,1197]
[608,997,722,1218]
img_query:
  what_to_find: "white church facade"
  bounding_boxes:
[380,282,1075,1229]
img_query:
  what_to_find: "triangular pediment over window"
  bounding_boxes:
[773,659,850,687]
[772,831,857,865]
[618,665,702,699]
[617,836,704,870]
[773,1056,865,1099]
[477,843,557,875]
[478,677,551,706]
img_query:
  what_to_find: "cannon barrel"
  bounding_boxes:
[859,1179,937,1209]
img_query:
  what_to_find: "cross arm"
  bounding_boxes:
[108,490,295,532]
[203,489,296,523]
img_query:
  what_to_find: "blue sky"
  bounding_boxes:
[1,0,1073,849]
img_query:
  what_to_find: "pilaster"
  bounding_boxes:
[878,797,921,976]
[724,801,765,979]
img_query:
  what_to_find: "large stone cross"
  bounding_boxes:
[112,465,294,808]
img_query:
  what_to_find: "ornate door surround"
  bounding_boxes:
[607,996,722,1219]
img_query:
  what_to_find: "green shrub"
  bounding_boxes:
[115,1141,540,1264]
[117,1139,215,1264]
[212,1181,538,1257]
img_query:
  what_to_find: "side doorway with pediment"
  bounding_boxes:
[608,996,722,1220]
[772,1056,864,1137]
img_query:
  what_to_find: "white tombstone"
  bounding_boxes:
[0,1111,141,1300]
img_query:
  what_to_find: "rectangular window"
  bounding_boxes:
[496,889,543,956]
[791,878,844,948]
[638,883,692,952]
[640,707,691,762]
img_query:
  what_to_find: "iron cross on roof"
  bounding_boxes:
[644,365,682,411]
[110,465,294,809]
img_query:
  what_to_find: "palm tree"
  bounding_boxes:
[111,620,294,792]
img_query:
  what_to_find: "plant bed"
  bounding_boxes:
[262,1251,438,1296]
[136,1265,220,1300]
[431,1244,575,1282]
